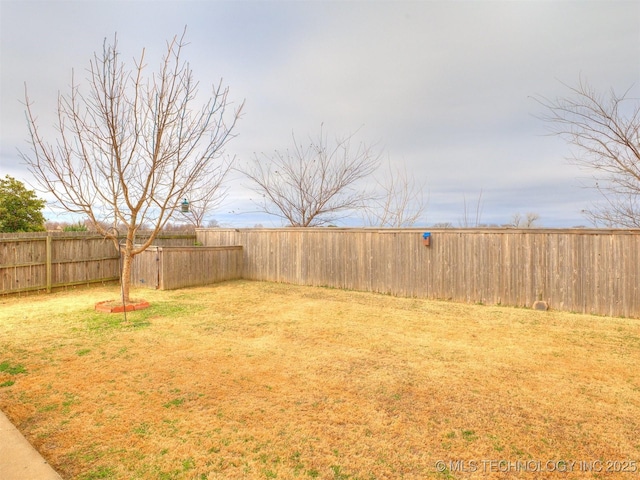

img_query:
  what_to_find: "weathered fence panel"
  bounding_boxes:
[50,235,120,289]
[0,233,197,294]
[0,234,117,293]
[0,237,48,293]
[131,246,243,290]
[197,228,640,318]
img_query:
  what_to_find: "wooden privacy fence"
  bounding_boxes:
[131,245,243,290]
[0,232,197,294]
[197,228,640,318]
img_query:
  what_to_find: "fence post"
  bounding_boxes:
[46,234,52,293]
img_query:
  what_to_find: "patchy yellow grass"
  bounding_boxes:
[1,280,639,479]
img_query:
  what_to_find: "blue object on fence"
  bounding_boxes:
[422,232,431,246]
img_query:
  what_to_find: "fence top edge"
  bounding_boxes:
[0,232,198,241]
[196,227,640,235]
[142,245,242,251]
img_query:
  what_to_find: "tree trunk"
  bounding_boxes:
[120,238,133,303]
[120,248,133,304]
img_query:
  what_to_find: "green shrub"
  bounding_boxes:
[63,222,88,232]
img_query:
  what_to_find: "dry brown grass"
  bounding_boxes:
[1,280,639,479]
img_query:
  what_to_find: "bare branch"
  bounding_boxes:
[535,79,640,227]
[459,189,484,228]
[361,158,428,227]
[177,155,233,228]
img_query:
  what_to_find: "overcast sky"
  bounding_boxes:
[1,0,639,227]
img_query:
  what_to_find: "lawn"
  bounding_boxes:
[1,280,639,479]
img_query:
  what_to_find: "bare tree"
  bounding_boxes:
[508,212,540,228]
[536,78,640,227]
[459,189,485,227]
[20,29,243,302]
[361,159,428,227]
[526,212,540,227]
[431,222,453,228]
[241,126,381,227]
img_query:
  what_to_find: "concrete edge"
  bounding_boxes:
[0,410,62,480]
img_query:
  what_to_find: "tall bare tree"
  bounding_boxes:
[21,29,243,301]
[361,159,428,227]
[537,79,640,227]
[241,126,381,227]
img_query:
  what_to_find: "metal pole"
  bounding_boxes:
[118,239,127,322]
[107,227,127,322]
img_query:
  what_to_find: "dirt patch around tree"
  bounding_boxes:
[94,298,150,313]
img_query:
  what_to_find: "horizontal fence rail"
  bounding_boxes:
[0,232,197,295]
[197,228,640,319]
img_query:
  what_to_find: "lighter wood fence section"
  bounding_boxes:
[197,228,640,318]
[131,246,243,290]
[0,233,197,294]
